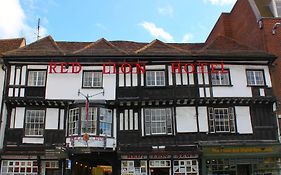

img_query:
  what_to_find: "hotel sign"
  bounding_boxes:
[205,147,274,154]
[48,62,227,74]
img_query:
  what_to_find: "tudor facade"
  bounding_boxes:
[0,35,280,175]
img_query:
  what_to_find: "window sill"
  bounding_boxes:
[144,134,174,137]
[81,87,103,89]
[212,85,233,87]
[144,86,166,89]
[247,85,267,88]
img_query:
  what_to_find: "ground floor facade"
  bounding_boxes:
[1,144,281,175]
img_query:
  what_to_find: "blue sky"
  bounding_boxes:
[0,0,236,43]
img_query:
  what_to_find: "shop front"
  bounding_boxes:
[120,152,199,175]
[201,145,281,175]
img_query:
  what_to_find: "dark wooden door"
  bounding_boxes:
[237,164,251,175]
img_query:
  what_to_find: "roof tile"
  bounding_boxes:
[135,39,191,55]
[4,36,64,56]
[73,38,128,55]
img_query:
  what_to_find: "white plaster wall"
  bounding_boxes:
[9,65,15,85]
[59,109,64,130]
[146,65,165,70]
[235,106,253,134]
[212,65,272,97]
[176,107,197,133]
[113,109,117,138]
[15,107,25,128]
[198,107,208,132]
[27,65,48,69]
[45,108,59,129]
[46,66,116,100]
[0,104,7,149]
[22,137,44,144]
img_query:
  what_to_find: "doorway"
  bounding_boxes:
[237,164,251,175]
[150,168,170,175]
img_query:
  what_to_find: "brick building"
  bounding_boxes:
[206,0,281,133]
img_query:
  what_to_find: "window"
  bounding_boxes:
[68,108,79,135]
[100,108,112,136]
[28,70,46,86]
[81,107,97,134]
[42,161,59,175]
[1,160,38,175]
[144,108,172,135]
[68,107,112,136]
[246,70,265,86]
[146,71,165,86]
[208,107,235,133]
[211,70,230,85]
[121,160,147,175]
[174,160,199,175]
[83,71,102,88]
[25,110,45,136]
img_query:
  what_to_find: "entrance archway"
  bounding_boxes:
[70,152,115,175]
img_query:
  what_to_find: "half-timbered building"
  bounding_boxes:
[0,38,25,151]
[0,35,280,175]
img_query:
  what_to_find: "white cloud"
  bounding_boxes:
[182,33,194,43]
[140,22,174,42]
[205,0,236,5]
[0,0,48,43]
[158,5,174,17]
[96,23,108,31]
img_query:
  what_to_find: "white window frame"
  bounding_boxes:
[1,160,38,174]
[146,70,165,86]
[208,107,236,133]
[99,108,112,136]
[27,70,46,87]
[211,70,230,85]
[82,71,103,88]
[246,70,265,86]
[144,108,173,135]
[68,107,112,136]
[173,160,199,175]
[25,109,45,136]
[121,160,147,175]
[68,108,79,135]
[81,107,97,135]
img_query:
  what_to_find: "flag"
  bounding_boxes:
[85,97,89,130]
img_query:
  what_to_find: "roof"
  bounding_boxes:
[4,36,64,56]
[135,39,191,55]
[2,35,274,61]
[0,38,26,56]
[73,38,128,56]
[200,35,271,57]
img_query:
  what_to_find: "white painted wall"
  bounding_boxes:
[22,137,44,144]
[198,107,208,132]
[59,109,64,130]
[0,104,7,149]
[235,106,253,134]
[146,65,165,70]
[176,107,197,133]
[15,107,25,128]
[212,65,267,97]
[46,65,116,100]
[45,108,59,129]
